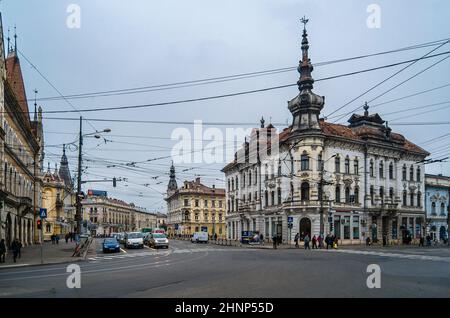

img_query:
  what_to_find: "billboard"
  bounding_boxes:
[87,190,108,197]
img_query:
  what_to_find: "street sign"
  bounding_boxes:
[288,223,293,229]
[39,208,47,219]
[288,217,293,223]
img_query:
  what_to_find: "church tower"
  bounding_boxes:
[288,17,325,134]
[167,162,178,194]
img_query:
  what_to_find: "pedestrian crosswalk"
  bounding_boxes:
[88,247,243,263]
[323,249,450,262]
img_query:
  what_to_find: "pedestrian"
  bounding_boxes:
[304,234,311,250]
[317,234,323,249]
[65,233,69,244]
[56,235,59,245]
[70,232,73,242]
[51,234,55,245]
[294,233,299,248]
[17,240,22,259]
[259,233,264,245]
[272,235,277,249]
[11,239,19,263]
[419,236,424,247]
[0,239,6,263]
[325,233,331,249]
[333,236,338,249]
[366,236,371,246]
[312,235,317,249]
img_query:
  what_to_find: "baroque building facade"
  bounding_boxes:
[425,174,449,241]
[41,146,76,241]
[166,164,226,238]
[0,15,44,247]
[81,192,157,235]
[222,21,428,245]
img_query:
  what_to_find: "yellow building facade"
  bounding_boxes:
[166,164,226,238]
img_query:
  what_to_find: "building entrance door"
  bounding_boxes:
[299,218,311,240]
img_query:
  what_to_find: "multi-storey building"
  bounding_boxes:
[166,164,226,238]
[222,21,429,245]
[0,16,44,247]
[41,146,75,240]
[81,191,157,235]
[156,212,168,230]
[425,174,449,241]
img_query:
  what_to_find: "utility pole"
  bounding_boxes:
[76,116,83,235]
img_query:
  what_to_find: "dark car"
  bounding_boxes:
[103,238,120,253]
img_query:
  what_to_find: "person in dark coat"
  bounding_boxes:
[272,235,277,249]
[0,239,6,263]
[304,234,311,250]
[17,240,22,259]
[325,234,332,249]
[11,239,19,263]
[294,233,299,248]
[312,235,317,249]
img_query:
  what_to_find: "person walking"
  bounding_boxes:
[419,236,424,247]
[312,235,317,249]
[65,233,69,244]
[272,235,277,249]
[56,234,60,245]
[259,233,264,245]
[17,240,22,259]
[304,234,311,250]
[325,234,331,249]
[11,239,19,263]
[317,234,323,249]
[294,233,299,248]
[0,239,6,263]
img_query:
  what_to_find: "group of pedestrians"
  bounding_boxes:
[0,238,22,263]
[64,232,75,243]
[293,233,333,250]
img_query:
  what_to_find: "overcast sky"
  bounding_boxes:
[2,0,450,212]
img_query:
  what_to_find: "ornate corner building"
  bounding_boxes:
[41,145,76,241]
[166,164,226,238]
[222,20,429,245]
[0,13,45,247]
[425,174,449,241]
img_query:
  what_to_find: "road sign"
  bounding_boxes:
[288,223,293,229]
[288,217,293,223]
[39,208,47,219]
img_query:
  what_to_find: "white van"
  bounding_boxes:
[124,232,144,249]
[191,232,208,243]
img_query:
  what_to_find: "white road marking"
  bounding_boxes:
[0,264,31,268]
[120,248,127,253]
[323,249,450,262]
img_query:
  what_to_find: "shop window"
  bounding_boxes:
[352,216,360,239]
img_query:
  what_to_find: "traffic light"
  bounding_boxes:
[37,219,42,230]
[113,177,117,187]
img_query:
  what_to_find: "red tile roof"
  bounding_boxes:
[6,54,31,127]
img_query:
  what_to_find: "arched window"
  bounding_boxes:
[431,202,436,215]
[301,182,310,201]
[264,191,268,207]
[248,193,252,202]
[345,186,351,203]
[271,191,275,205]
[248,171,252,185]
[380,186,384,204]
[389,162,394,179]
[301,152,310,171]
[416,167,421,182]
[231,179,234,191]
[389,187,394,201]
[370,186,374,204]
[370,160,374,177]
[441,202,445,215]
[335,156,341,173]
[353,158,359,175]
[277,187,282,204]
[379,161,384,178]
[417,192,421,208]
[403,191,407,206]
[344,157,350,174]
[354,187,359,203]
[402,165,407,181]
[410,192,414,207]
[235,176,239,189]
[410,166,414,181]
[335,185,341,203]
[242,174,246,188]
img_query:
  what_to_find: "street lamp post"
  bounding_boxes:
[75,116,111,235]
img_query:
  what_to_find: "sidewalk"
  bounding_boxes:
[0,240,95,269]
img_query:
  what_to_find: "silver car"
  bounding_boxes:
[149,233,169,249]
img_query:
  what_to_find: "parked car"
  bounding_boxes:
[148,233,169,249]
[124,232,144,249]
[191,232,208,243]
[143,232,151,245]
[117,233,126,244]
[102,238,120,253]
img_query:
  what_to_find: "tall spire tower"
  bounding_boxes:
[288,17,325,133]
[167,162,178,193]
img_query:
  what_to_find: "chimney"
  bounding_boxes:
[196,177,201,184]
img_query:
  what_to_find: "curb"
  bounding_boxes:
[0,257,85,270]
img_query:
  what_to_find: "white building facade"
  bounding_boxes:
[223,22,429,245]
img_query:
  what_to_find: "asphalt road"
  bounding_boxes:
[0,239,449,298]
